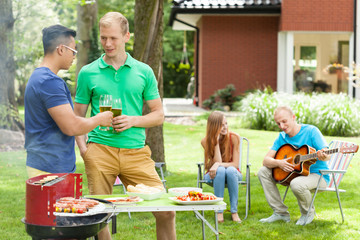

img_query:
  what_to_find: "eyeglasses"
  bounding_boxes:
[57,45,78,56]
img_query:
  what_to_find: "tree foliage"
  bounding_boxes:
[13,0,60,105]
[10,0,194,109]
[163,0,194,97]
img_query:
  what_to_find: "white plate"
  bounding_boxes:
[127,191,165,200]
[168,197,223,205]
[104,197,144,204]
[53,202,106,216]
[168,187,203,197]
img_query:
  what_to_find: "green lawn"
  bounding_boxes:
[1,121,360,239]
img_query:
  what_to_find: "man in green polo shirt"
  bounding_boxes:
[74,12,176,240]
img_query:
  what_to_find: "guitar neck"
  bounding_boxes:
[300,148,339,161]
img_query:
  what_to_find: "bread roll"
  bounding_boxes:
[127,183,164,193]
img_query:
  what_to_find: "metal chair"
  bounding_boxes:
[196,137,251,220]
[282,140,358,224]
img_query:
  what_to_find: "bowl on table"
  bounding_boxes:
[127,191,165,201]
[168,187,203,197]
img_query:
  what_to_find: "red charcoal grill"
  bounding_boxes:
[22,173,113,240]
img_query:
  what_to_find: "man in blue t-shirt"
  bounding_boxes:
[25,25,113,178]
[257,106,330,226]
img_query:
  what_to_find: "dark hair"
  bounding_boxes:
[42,24,76,55]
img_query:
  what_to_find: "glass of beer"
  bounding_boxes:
[99,94,112,131]
[112,98,122,133]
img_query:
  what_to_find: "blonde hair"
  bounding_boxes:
[204,111,232,171]
[99,12,129,35]
[274,105,294,116]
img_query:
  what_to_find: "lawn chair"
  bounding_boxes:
[196,137,251,220]
[282,140,358,224]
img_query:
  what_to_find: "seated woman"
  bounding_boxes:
[201,111,242,223]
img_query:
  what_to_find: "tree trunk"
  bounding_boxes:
[133,0,165,164]
[0,0,15,107]
[76,0,99,87]
[0,0,23,131]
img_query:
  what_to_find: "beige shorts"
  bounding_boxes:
[83,142,162,195]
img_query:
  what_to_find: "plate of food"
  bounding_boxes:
[126,183,166,200]
[168,191,223,205]
[105,196,143,204]
[168,197,223,205]
[168,187,203,197]
[53,197,105,216]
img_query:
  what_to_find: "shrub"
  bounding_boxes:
[235,90,360,137]
[202,84,238,111]
[163,62,193,98]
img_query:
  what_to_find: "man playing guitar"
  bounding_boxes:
[258,106,330,225]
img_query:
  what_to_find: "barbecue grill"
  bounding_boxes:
[23,173,114,240]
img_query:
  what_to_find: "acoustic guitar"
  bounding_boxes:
[272,143,359,186]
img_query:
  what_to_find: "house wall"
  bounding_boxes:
[198,15,279,106]
[280,0,354,31]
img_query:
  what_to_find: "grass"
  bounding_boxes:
[1,121,360,239]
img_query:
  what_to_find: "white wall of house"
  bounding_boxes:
[355,0,360,99]
[277,31,294,93]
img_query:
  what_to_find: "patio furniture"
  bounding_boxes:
[282,140,358,224]
[196,137,251,220]
[88,193,226,240]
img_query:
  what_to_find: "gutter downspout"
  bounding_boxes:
[354,0,357,98]
[174,17,200,106]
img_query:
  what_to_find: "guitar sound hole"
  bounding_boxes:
[293,155,300,164]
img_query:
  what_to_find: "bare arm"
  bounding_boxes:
[217,133,240,169]
[73,103,91,157]
[201,137,222,165]
[263,149,294,172]
[112,98,164,132]
[48,103,113,137]
[201,139,220,179]
[201,133,239,179]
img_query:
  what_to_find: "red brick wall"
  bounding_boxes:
[198,16,279,105]
[280,0,354,31]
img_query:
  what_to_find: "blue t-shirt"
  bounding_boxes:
[24,67,76,173]
[271,124,330,183]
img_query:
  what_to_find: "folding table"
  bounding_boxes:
[88,193,226,240]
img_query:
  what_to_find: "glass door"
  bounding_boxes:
[294,46,317,92]
[293,33,351,94]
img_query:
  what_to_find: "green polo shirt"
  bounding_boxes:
[75,53,160,149]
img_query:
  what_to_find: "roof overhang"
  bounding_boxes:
[169,4,281,30]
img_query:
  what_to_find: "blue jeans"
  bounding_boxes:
[204,166,242,213]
